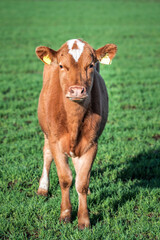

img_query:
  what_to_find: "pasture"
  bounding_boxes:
[0,0,160,239]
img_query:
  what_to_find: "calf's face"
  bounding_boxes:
[36,39,117,102]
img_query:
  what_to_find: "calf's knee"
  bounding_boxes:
[59,172,73,189]
[76,178,88,194]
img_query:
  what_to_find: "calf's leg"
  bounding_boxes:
[49,141,73,223]
[72,143,97,229]
[37,135,52,196]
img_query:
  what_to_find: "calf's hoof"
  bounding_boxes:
[60,209,72,223]
[78,212,90,230]
[37,188,48,197]
[60,215,71,224]
[78,221,90,230]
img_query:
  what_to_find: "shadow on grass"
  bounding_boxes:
[119,148,160,187]
[90,147,160,226]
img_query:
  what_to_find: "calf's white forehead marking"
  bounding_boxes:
[67,39,85,62]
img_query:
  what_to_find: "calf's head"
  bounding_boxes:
[36,39,117,102]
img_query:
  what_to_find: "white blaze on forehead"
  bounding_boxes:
[67,39,85,62]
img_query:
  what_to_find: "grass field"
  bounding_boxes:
[0,0,160,239]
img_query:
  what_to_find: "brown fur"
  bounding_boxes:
[36,39,117,229]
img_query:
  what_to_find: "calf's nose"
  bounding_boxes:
[67,86,87,99]
[70,86,85,96]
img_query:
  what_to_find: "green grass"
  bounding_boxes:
[0,0,160,239]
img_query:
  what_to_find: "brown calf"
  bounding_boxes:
[35,39,117,229]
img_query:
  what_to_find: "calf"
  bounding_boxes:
[35,39,117,229]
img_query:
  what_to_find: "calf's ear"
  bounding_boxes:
[35,46,57,65]
[96,44,117,65]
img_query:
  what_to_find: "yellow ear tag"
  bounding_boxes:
[43,55,51,65]
[100,54,112,65]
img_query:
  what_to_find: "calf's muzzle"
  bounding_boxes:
[66,86,88,102]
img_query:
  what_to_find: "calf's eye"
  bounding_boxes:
[59,65,63,69]
[89,64,94,68]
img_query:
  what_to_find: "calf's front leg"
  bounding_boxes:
[72,143,97,230]
[49,141,73,223]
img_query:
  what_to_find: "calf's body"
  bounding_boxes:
[36,39,117,229]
